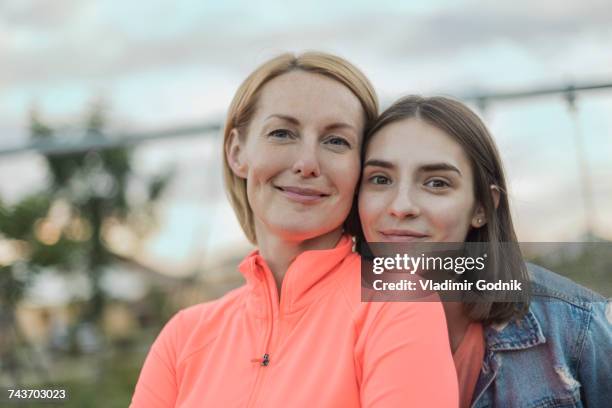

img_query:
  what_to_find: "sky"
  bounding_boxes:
[1,0,612,274]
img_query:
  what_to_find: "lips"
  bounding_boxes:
[275,185,330,203]
[379,229,429,242]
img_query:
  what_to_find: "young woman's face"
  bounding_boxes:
[231,70,365,242]
[359,118,482,243]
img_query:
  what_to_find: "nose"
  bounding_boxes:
[388,186,420,219]
[291,142,321,178]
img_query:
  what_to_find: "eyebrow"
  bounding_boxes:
[419,163,462,176]
[363,160,462,175]
[265,114,300,125]
[323,122,357,132]
[363,159,394,169]
[265,114,357,132]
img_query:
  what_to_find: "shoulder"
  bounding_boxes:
[176,285,248,325]
[153,285,249,362]
[527,262,606,309]
[525,263,610,355]
[333,251,445,312]
[487,263,606,347]
[332,251,363,310]
[330,252,446,338]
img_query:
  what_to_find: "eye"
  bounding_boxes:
[268,129,294,139]
[325,136,351,148]
[424,178,450,189]
[368,174,392,185]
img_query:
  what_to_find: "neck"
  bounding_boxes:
[255,223,345,294]
[443,302,473,354]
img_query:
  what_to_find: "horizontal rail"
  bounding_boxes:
[1,123,221,157]
[2,80,611,157]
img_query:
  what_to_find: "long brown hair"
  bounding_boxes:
[349,95,529,324]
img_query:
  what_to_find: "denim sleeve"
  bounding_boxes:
[578,299,612,407]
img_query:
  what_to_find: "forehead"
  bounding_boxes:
[255,70,365,125]
[366,118,471,170]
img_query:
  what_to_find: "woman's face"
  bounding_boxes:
[229,70,365,242]
[359,118,483,243]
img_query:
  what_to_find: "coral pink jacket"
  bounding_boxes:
[130,235,458,407]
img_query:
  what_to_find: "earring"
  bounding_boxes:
[477,218,482,225]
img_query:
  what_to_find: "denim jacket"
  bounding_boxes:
[471,263,612,408]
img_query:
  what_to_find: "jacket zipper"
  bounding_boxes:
[247,268,278,407]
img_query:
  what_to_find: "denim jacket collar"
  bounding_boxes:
[484,309,546,351]
[472,309,547,407]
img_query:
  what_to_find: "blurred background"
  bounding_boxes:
[1,0,611,406]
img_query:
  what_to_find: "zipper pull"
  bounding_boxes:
[261,353,270,366]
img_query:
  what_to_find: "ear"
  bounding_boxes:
[225,128,248,179]
[471,204,487,229]
[490,184,501,209]
[470,185,501,228]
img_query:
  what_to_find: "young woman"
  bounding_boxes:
[130,56,458,407]
[355,95,611,408]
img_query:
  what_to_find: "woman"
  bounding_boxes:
[130,55,458,407]
[355,95,611,408]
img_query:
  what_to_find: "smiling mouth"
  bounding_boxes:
[275,186,330,203]
[379,230,429,242]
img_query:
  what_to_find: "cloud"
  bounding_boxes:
[0,0,84,28]
[2,0,611,90]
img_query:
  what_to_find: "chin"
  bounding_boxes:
[277,222,340,242]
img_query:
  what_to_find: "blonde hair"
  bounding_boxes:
[222,51,379,244]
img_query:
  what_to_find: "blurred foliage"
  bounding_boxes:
[0,266,24,309]
[0,102,171,314]
[0,101,174,389]
[7,349,145,408]
[527,242,612,298]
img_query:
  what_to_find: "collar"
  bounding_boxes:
[484,307,546,351]
[238,235,354,314]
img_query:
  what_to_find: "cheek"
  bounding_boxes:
[247,152,286,184]
[358,190,387,234]
[425,197,474,239]
[327,153,361,194]
[245,157,286,211]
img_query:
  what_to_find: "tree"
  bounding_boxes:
[0,101,172,377]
